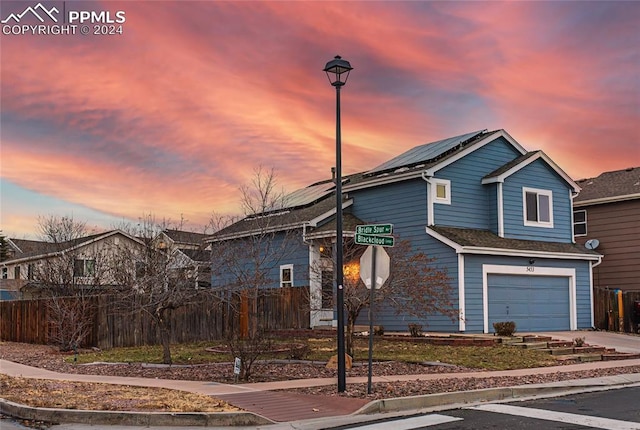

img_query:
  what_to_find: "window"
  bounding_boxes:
[523,187,553,227]
[432,179,451,205]
[14,266,20,280]
[2,267,7,279]
[573,210,587,236]
[321,270,333,309]
[280,264,293,288]
[27,264,34,280]
[73,259,95,277]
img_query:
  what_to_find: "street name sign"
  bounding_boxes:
[355,224,393,235]
[355,234,395,247]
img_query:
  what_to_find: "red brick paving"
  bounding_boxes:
[219,391,369,422]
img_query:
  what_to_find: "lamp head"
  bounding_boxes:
[323,55,352,87]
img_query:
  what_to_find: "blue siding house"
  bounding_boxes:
[210,129,601,333]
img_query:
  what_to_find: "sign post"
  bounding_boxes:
[357,224,394,393]
[367,246,377,395]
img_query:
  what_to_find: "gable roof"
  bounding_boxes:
[369,130,487,174]
[2,230,143,265]
[482,150,580,193]
[574,167,640,206]
[208,196,354,241]
[343,129,527,192]
[427,226,600,260]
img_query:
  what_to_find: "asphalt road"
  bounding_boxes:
[345,386,640,430]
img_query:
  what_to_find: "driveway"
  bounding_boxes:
[535,331,640,354]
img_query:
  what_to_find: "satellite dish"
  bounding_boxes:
[585,239,600,250]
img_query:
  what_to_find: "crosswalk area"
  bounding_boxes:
[343,403,640,430]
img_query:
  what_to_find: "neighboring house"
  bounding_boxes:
[209,129,601,333]
[154,229,211,288]
[573,167,640,293]
[0,230,145,300]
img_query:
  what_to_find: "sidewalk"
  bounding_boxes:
[2,357,640,427]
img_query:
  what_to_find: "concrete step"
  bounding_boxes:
[543,347,575,356]
[547,340,574,348]
[573,346,606,354]
[602,353,640,361]
[514,342,549,350]
[579,353,604,362]
[522,335,553,343]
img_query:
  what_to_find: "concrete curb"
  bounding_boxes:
[355,375,640,415]
[0,398,274,427]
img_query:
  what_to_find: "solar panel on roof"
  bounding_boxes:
[369,130,486,174]
[280,181,335,209]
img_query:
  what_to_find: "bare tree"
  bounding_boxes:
[311,238,457,357]
[37,215,92,243]
[111,214,212,364]
[209,167,301,333]
[31,216,108,350]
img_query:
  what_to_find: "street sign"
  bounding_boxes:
[356,224,393,235]
[355,233,395,247]
[360,245,390,289]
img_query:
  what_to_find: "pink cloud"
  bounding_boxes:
[1,1,637,236]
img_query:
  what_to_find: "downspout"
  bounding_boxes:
[421,171,434,226]
[497,181,504,238]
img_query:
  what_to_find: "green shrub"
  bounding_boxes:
[493,321,516,336]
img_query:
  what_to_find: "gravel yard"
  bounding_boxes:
[2,341,640,403]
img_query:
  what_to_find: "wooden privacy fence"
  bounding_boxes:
[593,287,640,333]
[0,286,310,348]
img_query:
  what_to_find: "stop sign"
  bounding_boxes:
[360,245,390,289]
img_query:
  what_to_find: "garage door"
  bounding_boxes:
[488,274,570,332]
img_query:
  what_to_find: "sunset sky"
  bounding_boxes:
[1,1,638,238]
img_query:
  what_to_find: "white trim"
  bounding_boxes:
[523,187,554,228]
[497,182,504,237]
[212,200,354,242]
[482,264,577,333]
[432,178,451,205]
[425,130,527,176]
[344,129,527,193]
[279,264,294,288]
[573,208,587,238]
[481,151,580,193]
[424,227,601,261]
[458,254,466,331]
[573,193,640,207]
[424,174,435,226]
[307,200,354,228]
[0,230,144,266]
[424,227,463,252]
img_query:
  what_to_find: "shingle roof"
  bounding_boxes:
[429,226,599,257]
[305,213,365,237]
[180,248,210,263]
[345,130,501,189]
[4,231,139,263]
[163,229,207,246]
[575,167,640,204]
[211,196,340,239]
[483,151,540,179]
[8,232,106,260]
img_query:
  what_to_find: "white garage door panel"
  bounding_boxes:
[488,274,570,332]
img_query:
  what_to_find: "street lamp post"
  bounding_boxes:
[323,55,352,393]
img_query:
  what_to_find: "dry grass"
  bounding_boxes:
[0,374,240,412]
